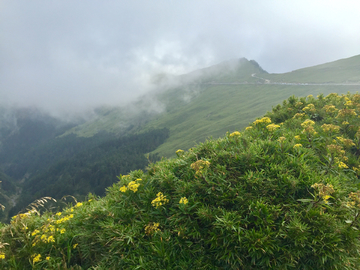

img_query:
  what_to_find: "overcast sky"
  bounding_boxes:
[1,0,360,117]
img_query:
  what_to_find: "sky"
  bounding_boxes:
[1,0,360,117]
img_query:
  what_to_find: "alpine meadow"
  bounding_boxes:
[1,55,360,269]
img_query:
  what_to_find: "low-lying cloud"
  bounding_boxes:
[1,0,360,118]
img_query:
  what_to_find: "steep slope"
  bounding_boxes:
[2,93,360,269]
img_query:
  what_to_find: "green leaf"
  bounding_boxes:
[297,199,313,203]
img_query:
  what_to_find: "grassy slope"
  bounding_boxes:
[262,54,360,83]
[145,84,359,157]
[2,92,360,269]
[61,55,360,157]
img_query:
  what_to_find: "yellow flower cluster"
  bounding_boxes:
[55,214,74,224]
[327,144,345,156]
[0,253,5,260]
[311,183,335,204]
[302,103,316,112]
[293,144,302,149]
[301,119,317,135]
[120,179,142,193]
[295,102,303,108]
[321,124,340,133]
[75,202,83,208]
[179,197,188,205]
[266,124,280,131]
[338,162,348,169]
[347,191,360,208]
[323,104,338,113]
[176,149,184,155]
[342,121,349,125]
[294,135,301,140]
[301,119,315,127]
[229,131,241,137]
[336,137,355,148]
[32,253,42,264]
[245,126,253,130]
[336,108,357,118]
[144,222,160,235]
[293,113,306,119]
[190,160,210,176]
[151,192,169,208]
[253,117,271,125]
[11,210,36,224]
[345,100,353,106]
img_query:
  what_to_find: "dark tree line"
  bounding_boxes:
[7,128,169,220]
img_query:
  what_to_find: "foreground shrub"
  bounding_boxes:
[1,93,360,269]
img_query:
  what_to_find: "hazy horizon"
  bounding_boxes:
[1,1,360,117]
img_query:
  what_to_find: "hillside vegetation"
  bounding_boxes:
[1,92,360,269]
[62,56,360,157]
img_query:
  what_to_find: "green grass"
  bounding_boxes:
[262,54,360,83]
[144,84,358,157]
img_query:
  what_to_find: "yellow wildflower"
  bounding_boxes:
[253,117,272,125]
[293,144,302,149]
[179,197,188,205]
[151,192,169,208]
[337,108,357,118]
[120,186,127,192]
[128,181,140,192]
[323,104,338,113]
[229,131,241,137]
[31,229,40,236]
[32,254,42,264]
[245,126,253,130]
[301,119,315,127]
[75,202,83,208]
[56,212,62,216]
[302,103,316,112]
[73,243,78,249]
[336,137,355,148]
[342,121,349,125]
[321,124,340,133]
[295,102,303,108]
[293,113,306,119]
[266,124,280,131]
[294,135,301,140]
[46,256,50,261]
[338,162,348,169]
[191,160,210,175]
[311,183,335,204]
[145,222,160,235]
[176,149,184,155]
[47,235,55,242]
[0,253,5,260]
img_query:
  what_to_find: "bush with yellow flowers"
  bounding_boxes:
[2,93,360,269]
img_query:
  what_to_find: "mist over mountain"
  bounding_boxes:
[0,54,360,222]
[2,1,360,118]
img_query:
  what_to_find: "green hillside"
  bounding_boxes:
[2,92,360,269]
[61,55,360,158]
[261,54,360,83]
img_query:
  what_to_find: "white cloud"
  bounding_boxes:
[1,0,360,116]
